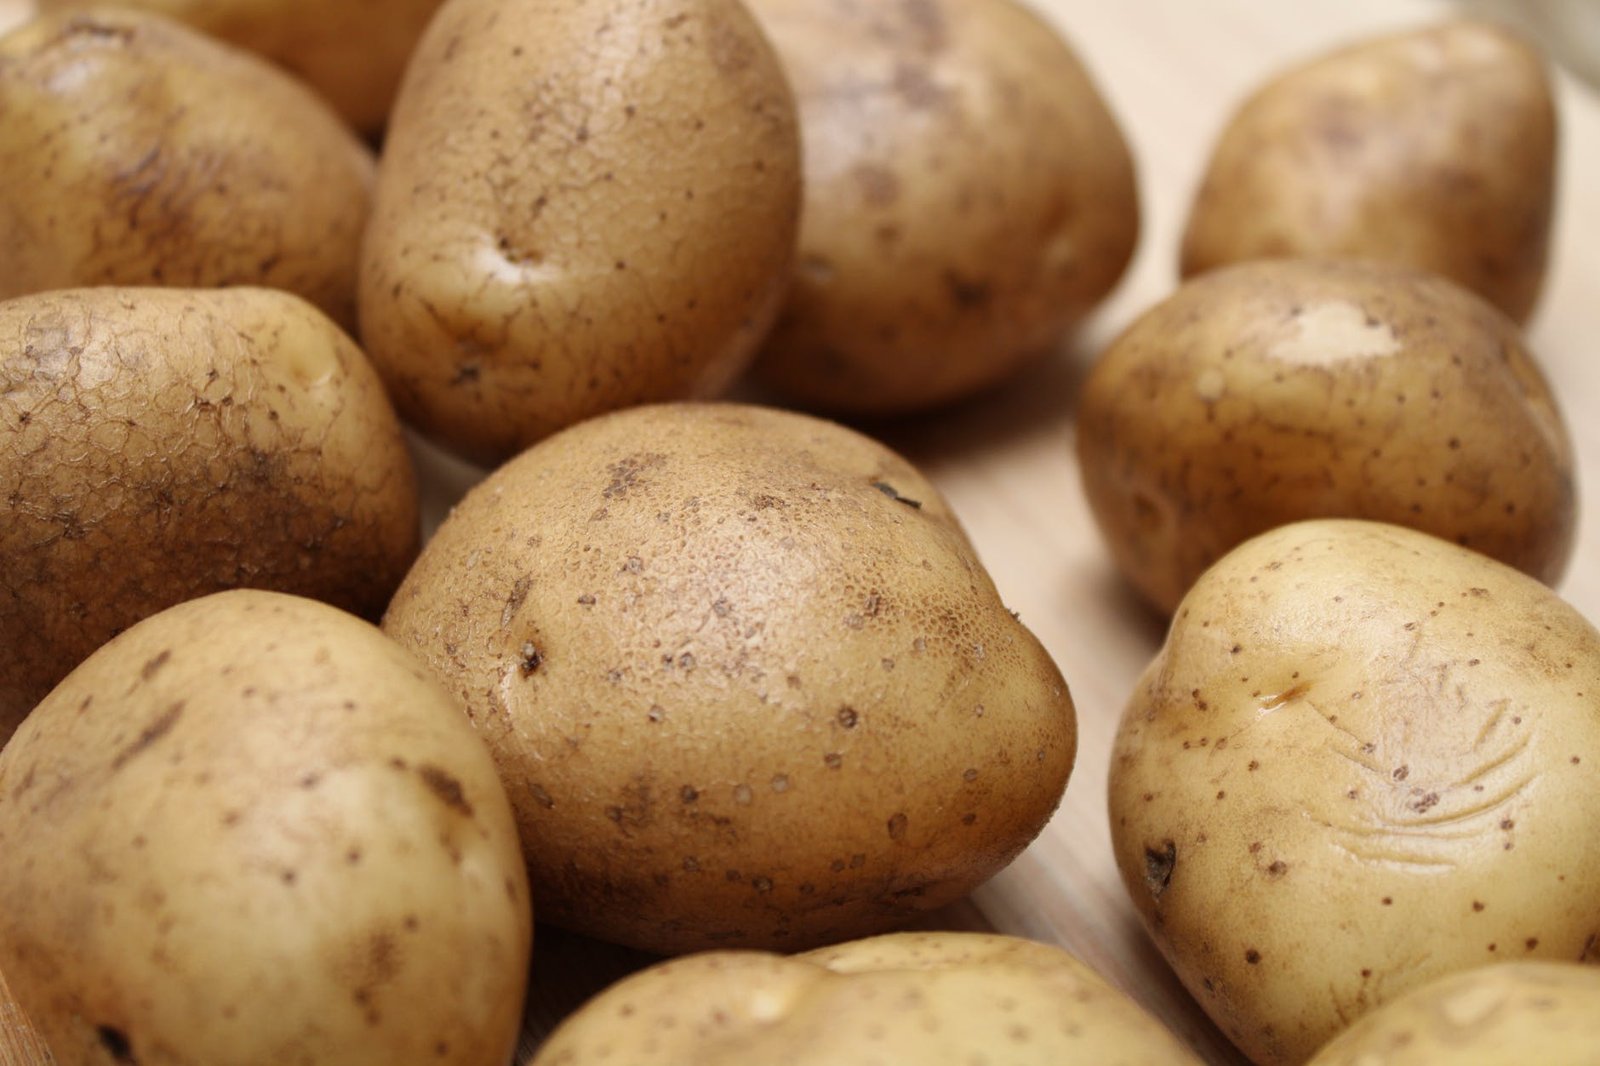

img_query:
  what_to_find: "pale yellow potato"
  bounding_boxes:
[36,0,445,133]
[1108,520,1600,1066]
[383,403,1076,953]
[1307,961,1600,1065]
[1180,21,1555,324]
[747,0,1138,416]
[0,590,532,1066]
[0,8,375,329]
[532,932,1202,1065]
[1077,259,1575,616]
[360,0,801,466]
[0,287,419,743]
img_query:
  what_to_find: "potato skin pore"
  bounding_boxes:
[0,9,375,329]
[35,0,447,132]
[359,0,801,465]
[748,0,1138,415]
[1306,962,1600,1066]
[0,590,532,1066]
[1180,20,1555,324]
[0,287,419,741]
[1076,258,1575,616]
[531,932,1202,1065]
[382,403,1075,953]
[1108,520,1600,1066]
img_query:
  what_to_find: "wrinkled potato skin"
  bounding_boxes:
[360,0,801,466]
[1109,520,1600,1066]
[746,0,1137,416]
[1307,962,1600,1066]
[383,404,1075,953]
[1077,259,1575,616]
[0,288,419,741]
[36,0,446,133]
[0,591,532,1066]
[532,932,1202,1065]
[1180,21,1555,324]
[0,9,374,330]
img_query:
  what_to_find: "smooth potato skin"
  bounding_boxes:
[0,288,419,741]
[1077,259,1575,616]
[1306,962,1600,1066]
[360,0,801,465]
[532,932,1201,1065]
[36,0,446,132]
[0,9,374,330]
[1108,520,1600,1066]
[747,0,1138,415]
[1180,21,1555,324]
[0,591,532,1066]
[383,404,1076,953]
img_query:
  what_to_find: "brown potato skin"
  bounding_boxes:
[0,590,532,1066]
[531,932,1202,1065]
[0,8,375,330]
[1307,962,1600,1066]
[36,0,446,133]
[0,288,419,742]
[359,0,801,466]
[1180,20,1556,324]
[383,403,1076,953]
[1108,520,1600,1066]
[747,0,1138,416]
[1076,259,1576,616]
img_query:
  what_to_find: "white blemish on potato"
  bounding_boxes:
[1268,301,1400,366]
[1194,367,1227,402]
[1438,982,1507,1028]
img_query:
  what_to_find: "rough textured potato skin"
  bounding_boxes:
[1180,20,1555,324]
[0,288,419,742]
[36,0,446,133]
[1108,520,1600,1066]
[359,0,801,466]
[1306,962,1600,1066]
[531,932,1201,1065]
[0,590,532,1066]
[0,9,375,330]
[383,404,1076,953]
[747,0,1138,416]
[1077,259,1575,616]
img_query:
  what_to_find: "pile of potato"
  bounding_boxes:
[0,0,1596,1064]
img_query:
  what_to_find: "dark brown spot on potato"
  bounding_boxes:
[97,1025,136,1062]
[139,649,171,681]
[1245,949,1261,965]
[872,482,922,509]
[111,701,184,770]
[837,706,860,729]
[519,642,544,676]
[887,813,909,841]
[417,766,473,818]
[1145,841,1177,899]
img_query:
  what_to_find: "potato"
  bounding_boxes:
[0,8,374,329]
[35,0,445,133]
[359,0,801,466]
[1108,519,1600,1066]
[1076,258,1575,616]
[0,287,419,743]
[383,403,1076,953]
[531,931,1202,1065]
[1306,961,1600,1065]
[746,0,1138,416]
[0,590,532,1065]
[1180,21,1555,324]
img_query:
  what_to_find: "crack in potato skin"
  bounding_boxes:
[0,287,419,740]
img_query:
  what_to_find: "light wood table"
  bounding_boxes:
[2,0,1597,1063]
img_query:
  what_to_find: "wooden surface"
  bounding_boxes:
[3,0,1599,1064]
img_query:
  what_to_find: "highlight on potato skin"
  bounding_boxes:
[1108,519,1600,1066]
[0,287,420,743]
[747,0,1139,417]
[359,0,802,466]
[1076,258,1576,617]
[531,932,1204,1065]
[1180,20,1556,324]
[383,403,1076,955]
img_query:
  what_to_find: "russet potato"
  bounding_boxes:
[0,590,532,1066]
[1109,520,1600,1065]
[383,403,1076,953]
